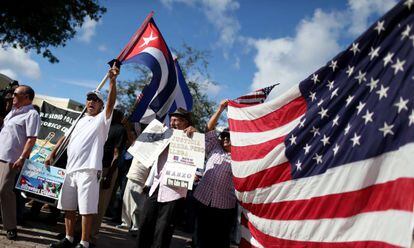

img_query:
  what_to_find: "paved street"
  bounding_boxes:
[0,216,191,248]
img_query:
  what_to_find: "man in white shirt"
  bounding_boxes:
[47,66,119,248]
[0,85,40,240]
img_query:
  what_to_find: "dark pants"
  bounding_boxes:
[196,200,235,248]
[136,188,184,248]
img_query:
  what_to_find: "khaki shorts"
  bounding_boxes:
[58,169,100,215]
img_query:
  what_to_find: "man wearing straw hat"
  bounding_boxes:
[47,66,119,248]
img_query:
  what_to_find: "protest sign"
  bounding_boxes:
[16,101,80,202]
[128,119,173,168]
[30,101,81,164]
[162,130,205,190]
[15,159,65,200]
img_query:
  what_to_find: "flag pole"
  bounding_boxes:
[51,72,110,166]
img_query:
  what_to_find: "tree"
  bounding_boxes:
[0,0,106,63]
[115,44,217,131]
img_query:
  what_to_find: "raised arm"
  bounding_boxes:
[106,66,119,119]
[206,99,229,132]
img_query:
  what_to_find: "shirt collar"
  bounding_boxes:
[11,104,33,114]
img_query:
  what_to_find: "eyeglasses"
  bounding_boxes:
[87,96,100,102]
[13,92,27,97]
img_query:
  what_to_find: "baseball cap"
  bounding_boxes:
[86,90,104,102]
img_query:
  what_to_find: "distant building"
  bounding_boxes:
[0,73,14,90]
[0,73,84,111]
[33,94,84,111]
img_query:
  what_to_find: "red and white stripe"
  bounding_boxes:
[228,86,414,248]
[234,85,275,105]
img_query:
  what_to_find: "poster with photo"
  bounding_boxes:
[16,159,65,200]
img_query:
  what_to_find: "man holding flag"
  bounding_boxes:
[47,66,119,248]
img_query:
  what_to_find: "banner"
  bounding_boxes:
[15,160,65,200]
[17,101,80,202]
[162,129,205,190]
[128,119,173,168]
[30,101,81,164]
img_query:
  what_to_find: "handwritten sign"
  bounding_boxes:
[162,130,205,189]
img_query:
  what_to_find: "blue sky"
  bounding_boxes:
[0,0,398,105]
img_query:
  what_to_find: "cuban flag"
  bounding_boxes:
[117,12,192,124]
[169,58,193,113]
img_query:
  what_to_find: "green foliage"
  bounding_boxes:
[0,0,106,63]
[115,44,217,131]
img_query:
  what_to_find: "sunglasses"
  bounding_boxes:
[13,92,27,97]
[87,95,101,102]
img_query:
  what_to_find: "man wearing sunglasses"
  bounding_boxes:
[193,99,236,248]
[0,85,40,240]
[47,67,119,248]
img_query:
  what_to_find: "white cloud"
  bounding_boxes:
[233,56,240,69]
[250,0,397,96]
[57,78,98,89]
[77,17,100,43]
[201,0,240,46]
[161,0,240,50]
[201,81,222,96]
[160,0,194,9]
[347,0,397,36]
[0,47,41,80]
[187,70,222,96]
[161,0,398,96]
[98,44,107,52]
[251,9,342,94]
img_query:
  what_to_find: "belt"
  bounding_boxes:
[0,160,12,165]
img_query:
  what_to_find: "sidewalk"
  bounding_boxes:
[0,218,191,248]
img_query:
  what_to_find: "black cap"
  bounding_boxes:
[219,127,230,139]
[221,127,229,134]
[169,107,192,124]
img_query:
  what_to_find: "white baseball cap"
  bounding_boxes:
[86,90,104,102]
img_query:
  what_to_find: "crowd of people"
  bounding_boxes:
[0,66,239,248]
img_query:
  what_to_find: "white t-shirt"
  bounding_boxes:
[66,110,112,173]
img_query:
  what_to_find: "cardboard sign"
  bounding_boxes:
[162,130,205,189]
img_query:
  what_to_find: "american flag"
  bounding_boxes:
[228,1,414,247]
[234,84,278,105]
